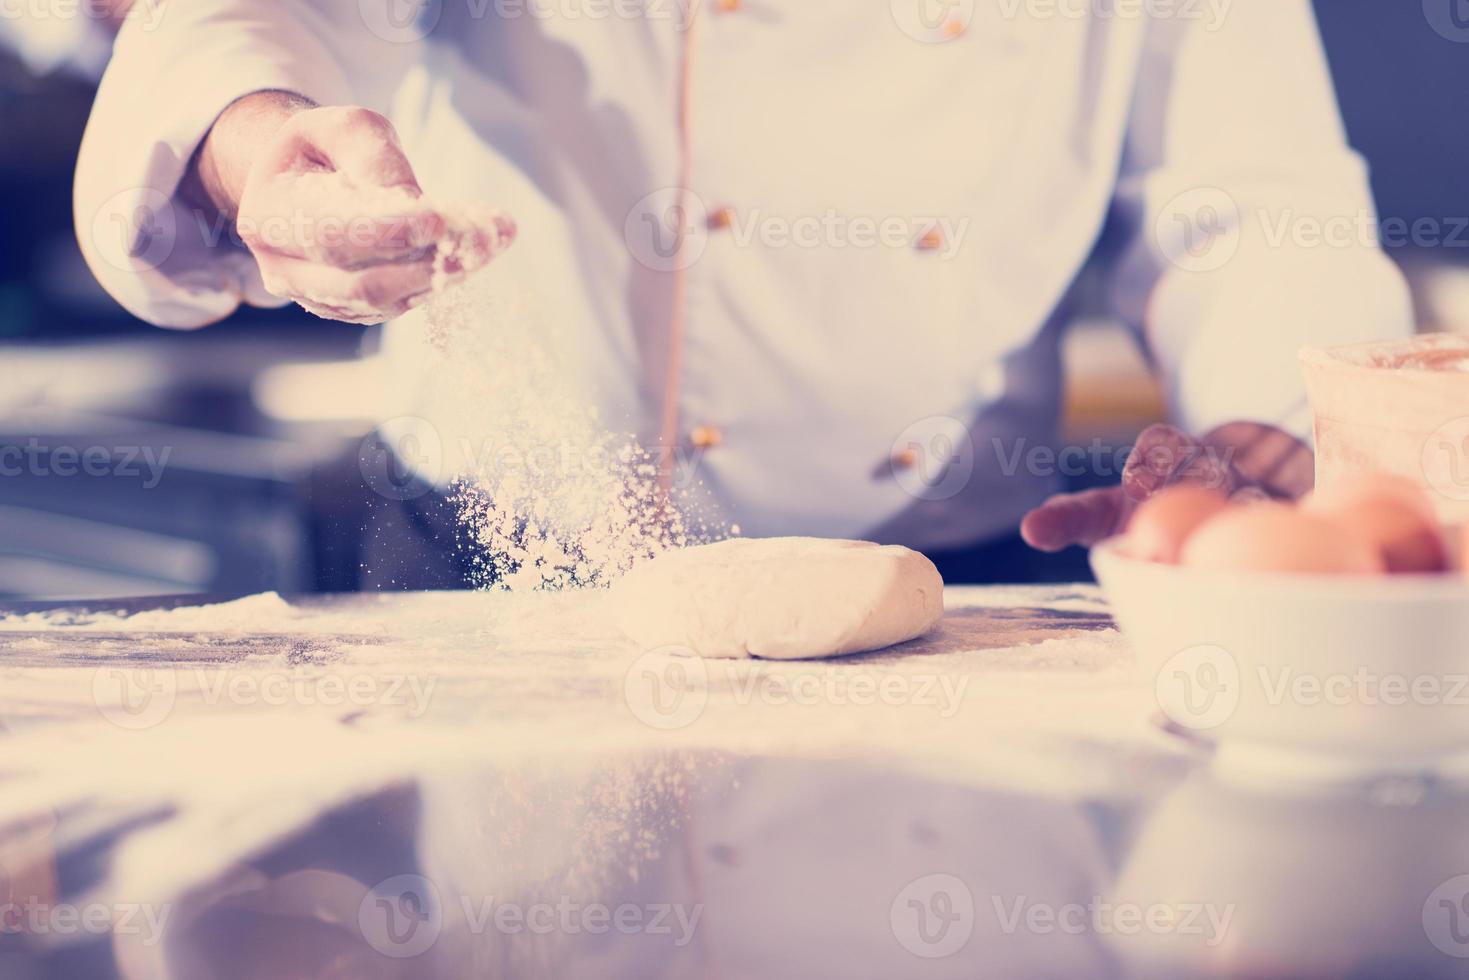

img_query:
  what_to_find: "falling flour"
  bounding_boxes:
[420,246,708,591]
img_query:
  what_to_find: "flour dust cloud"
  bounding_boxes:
[420,270,710,591]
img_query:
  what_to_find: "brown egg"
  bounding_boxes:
[1121,486,1234,564]
[1181,503,1385,575]
[1305,473,1446,574]
[1306,472,1437,521]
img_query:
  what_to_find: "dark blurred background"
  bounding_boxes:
[1,1,1466,599]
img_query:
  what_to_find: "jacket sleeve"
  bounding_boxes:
[1107,0,1414,441]
[73,0,421,327]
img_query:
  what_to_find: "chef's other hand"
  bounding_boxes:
[1020,421,1314,553]
[183,92,515,323]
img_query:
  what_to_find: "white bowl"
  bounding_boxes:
[1091,539,1469,768]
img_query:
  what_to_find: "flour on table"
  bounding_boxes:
[0,592,339,633]
[611,537,945,660]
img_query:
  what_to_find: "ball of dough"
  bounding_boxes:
[611,537,945,660]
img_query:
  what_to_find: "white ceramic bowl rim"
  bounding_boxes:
[1091,537,1469,603]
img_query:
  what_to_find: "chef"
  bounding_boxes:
[73,0,1413,585]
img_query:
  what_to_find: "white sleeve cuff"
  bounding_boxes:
[1143,238,1414,443]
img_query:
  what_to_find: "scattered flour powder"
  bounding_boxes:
[420,239,711,591]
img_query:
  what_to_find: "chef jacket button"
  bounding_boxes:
[691,425,723,449]
[892,448,919,470]
[915,227,944,252]
[708,207,735,230]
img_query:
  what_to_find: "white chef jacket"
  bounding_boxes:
[73,0,1413,550]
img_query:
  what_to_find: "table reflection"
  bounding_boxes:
[0,751,1443,978]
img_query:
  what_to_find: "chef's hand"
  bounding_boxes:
[1020,421,1314,552]
[182,92,514,324]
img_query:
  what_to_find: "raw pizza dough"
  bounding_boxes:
[611,537,945,660]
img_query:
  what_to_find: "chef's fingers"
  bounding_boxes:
[1203,422,1314,499]
[241,199,445,267]
[1229,485,1273,505]
[1169,440,1239,494]
[260,254,436,324]
[240,106,443,265]
[1121,423,1239,501]
[301,206,517,276]
[1021,486,1130,553]
[437,210,518,279]
[309,106,424,193]
[316,210,444,268]
[249,108,418,196]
